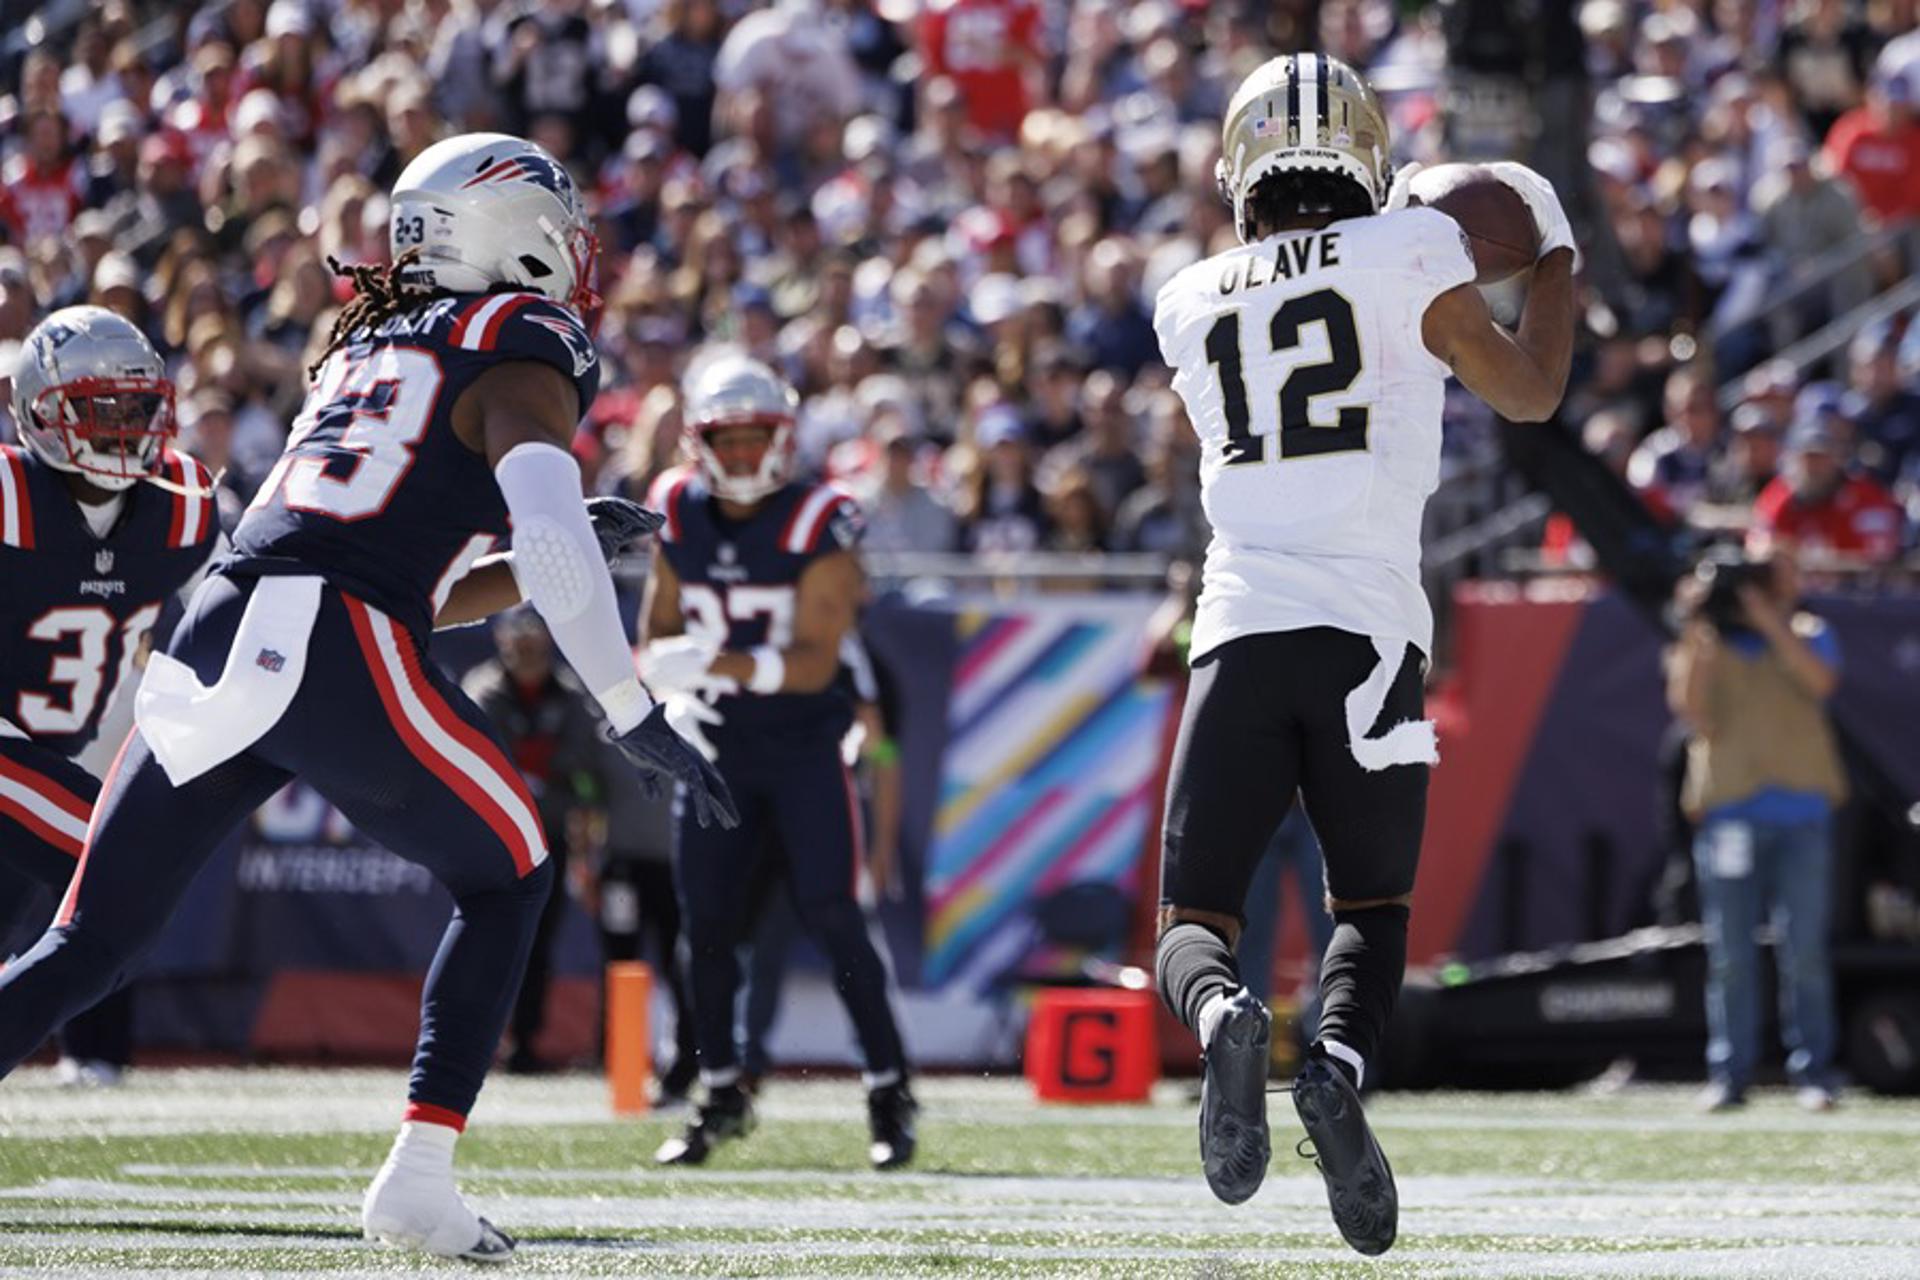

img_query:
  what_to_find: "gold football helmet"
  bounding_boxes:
[1216,53,1392,242]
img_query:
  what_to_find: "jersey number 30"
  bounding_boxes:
[1205,289,1367,467]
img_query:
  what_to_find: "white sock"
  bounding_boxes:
[384,1120,458,1174]
[1197,987,1241,1046]
[862,1069,901,1091]
[701,1067,741,1091]
[1321,1038,1366,1090]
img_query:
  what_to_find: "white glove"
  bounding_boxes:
[637,635,720,696]
[662,690,724,763]
[1483,161,1577,265]
[1382,161,1423,213]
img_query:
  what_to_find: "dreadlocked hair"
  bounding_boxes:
[1247,169,1373,236]
[308,247,442,380]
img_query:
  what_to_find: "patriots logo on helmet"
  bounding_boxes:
[461,150,578,205]
[527,313,597,378]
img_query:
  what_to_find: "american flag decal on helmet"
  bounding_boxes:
[1252,117,1284,138]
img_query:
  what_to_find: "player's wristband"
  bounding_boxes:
[597,678,653,735]
[864,735,900,766]
[746,646,785,695]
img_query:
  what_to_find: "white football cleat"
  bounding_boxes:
[362,1160,514,1263]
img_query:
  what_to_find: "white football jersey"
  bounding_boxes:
[1154,206,1475,662]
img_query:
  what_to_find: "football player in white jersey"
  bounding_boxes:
[1150,54,1574,1255]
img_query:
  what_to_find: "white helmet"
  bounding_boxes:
[684,351,798,504]
[1216,54,1393,242]
[10,306,175,491]
[389,132,599,315]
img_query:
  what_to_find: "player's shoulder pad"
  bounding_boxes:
[0,443,36,550]
[1383,206,1477,292]
[644,464,700,545]
[447,292,599,384]
[779,483,863,557]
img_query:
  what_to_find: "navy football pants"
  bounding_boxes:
[0,735,96,897]
[0,574,552,1124]
[674,735,905,1080]
[0,734,132,1065]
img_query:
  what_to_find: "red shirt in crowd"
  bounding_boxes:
[1822,108,1920,220]
[1751,473,1904,562]
[0,156,86,246]
[921,0,1042,140]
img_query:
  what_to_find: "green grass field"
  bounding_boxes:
[2,1067,1917,1277]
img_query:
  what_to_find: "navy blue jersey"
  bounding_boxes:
[0,445,219,757]
[228,290,601,639]
[649,468,863,742]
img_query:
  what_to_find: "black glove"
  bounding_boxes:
[611,704,741,829]
[586,496,666,569]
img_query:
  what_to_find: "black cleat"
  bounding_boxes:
[867,1081,918,1169]
[654,1083,755,1166]
[1291,1055,1397,1256]
[1198,989,1271,1205]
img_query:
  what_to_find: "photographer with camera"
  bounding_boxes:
[1667,546,1848,1113]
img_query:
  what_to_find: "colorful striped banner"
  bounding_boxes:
[923,598,1175,989]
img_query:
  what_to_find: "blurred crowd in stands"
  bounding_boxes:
[1,0,1918,577]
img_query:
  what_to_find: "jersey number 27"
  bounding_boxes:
[1205,288,1368,467]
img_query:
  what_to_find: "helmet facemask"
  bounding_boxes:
[28,374,176,491]
[689,416,795,504]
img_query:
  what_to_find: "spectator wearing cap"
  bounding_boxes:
[714,0,861,152]
[636,0,724,158]
[1630,365,1724,513]
[1780,0,1879,140]
[176,388,250,524]
[959,404,1050,553]
[88,251,148,332]
[1610,186,1709,341]
[50,211,118,310]
[1685,158,1770,368]
[1752,415,1904,564]
[1705,404,1787,510]
[1043,466,1112,570]
[167,43,241,172]
[58,19,122,137]
[236,2,327,150]
[1,110,87,248]
[86,101,147,209]
[1844,324,1920,484]
[863,416,959,554]
[1047,367,1146,517]
[108,129,204,267]
[494,0,599,149]
[422,1,501,132]
[1024,342,1087,452]
[1754,140,1873,339]
[918,0,1045,143]
[1822,74,1920,222]
[883,267,975,441]
[1068,237,1156,379]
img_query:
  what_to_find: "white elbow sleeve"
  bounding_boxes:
[494,442,651,731]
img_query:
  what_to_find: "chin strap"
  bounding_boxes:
[143,465,224,499]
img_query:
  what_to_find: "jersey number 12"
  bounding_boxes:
[1205,288,1368,467]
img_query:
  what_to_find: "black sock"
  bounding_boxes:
[1155,921,1241,1034]
[1315,904,1410,1084]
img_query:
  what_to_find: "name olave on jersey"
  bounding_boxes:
[1217,230,1343,295]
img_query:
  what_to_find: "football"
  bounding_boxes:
[1407,163,1541,285]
